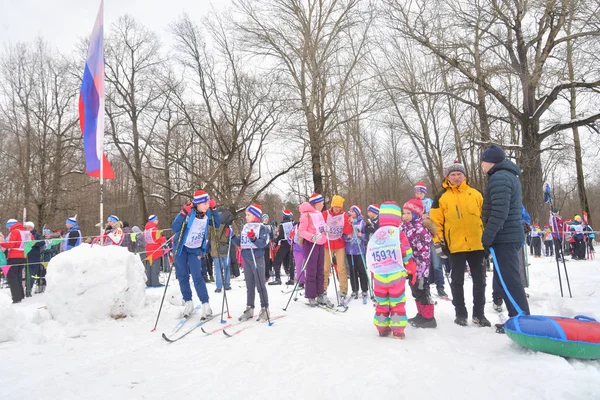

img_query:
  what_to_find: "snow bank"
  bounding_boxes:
[45,245,146,324]
[0,293,19,342]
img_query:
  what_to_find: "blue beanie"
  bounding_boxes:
[148,215,158,223]
[107,215,119,223]
[482,145,506,163]
[5,219,17,229]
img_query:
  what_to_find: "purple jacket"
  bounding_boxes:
[344,216,366,255]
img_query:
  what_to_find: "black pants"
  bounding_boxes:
[544,240,553,256]
[448,251,486,318]
[492,243,530,317]
[531,237,542,257]
[7,258,25,302]
[409,277,433,305]
[574,239,586,259]
[346,254,369,293]
[553,238,564,260]
[264,247,272,278]
[272,242,291,280]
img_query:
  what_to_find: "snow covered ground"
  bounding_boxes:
[1,251,600,400]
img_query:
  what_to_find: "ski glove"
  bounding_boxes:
[434,242,448,259]
[209,199,217,209]
[180,202,192,217]
[311,233,322,243]
[247,229,257,241]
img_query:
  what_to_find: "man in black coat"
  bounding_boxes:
[481,145,530,319]
[24,222,44,296]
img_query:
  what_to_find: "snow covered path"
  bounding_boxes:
[2,256,600,400]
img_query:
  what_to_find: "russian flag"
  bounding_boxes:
[79,0,114,180]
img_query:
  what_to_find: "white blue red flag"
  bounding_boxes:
[79,0,114,180]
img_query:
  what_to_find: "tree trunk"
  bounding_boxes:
[519,121,544,223]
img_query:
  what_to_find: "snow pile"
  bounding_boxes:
[45,245,146,324]
[0,293,20,342]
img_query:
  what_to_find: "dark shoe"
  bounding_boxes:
[472,316,491,327]
[268,279,282,286]
[285,280,294,286]
[437,287,448,298]
[413,317,437,329]
[493,297,503,312]
[225,286,232,291]
[408,314,423,325]
[12,300,22,304]
[298,284,305,289]
[214,288,222,293]
[454,316,468,326]
[495,323,505,334]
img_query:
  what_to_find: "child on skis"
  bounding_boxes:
[345,205,369,301]
[366,201,416,339]
[172,190,220,319]
[401,199,437,328]
[232,204,271,322]
[299,193,328,307]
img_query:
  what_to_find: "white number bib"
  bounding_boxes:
[282,222,294,241]
[185,217,208,249]
[326,213,345,240]
[310,212,325,234]
[366,227,404,274]
[241,223,261,249]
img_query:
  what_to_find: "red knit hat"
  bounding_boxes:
[247,204,263,220]
[403,198,424,217]
[309,193,324,205]
[414,182,427,194]
[193,190,210,204]
[282,209,293,217]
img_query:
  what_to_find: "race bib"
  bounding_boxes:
[144,229,157,244]
[185,217,208,249]
[326,213,345,240]
[282,222,294,240]
[310,212,325,234]
[241,223,261,249]
[107,228,124,246]
[366,227,404,274]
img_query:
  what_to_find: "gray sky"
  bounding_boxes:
[1,0,229,54]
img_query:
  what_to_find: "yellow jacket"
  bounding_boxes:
[430,178,484,253]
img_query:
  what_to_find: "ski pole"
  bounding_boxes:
[250,247,273,326]
[219,225,233,323]
[325,231,341,306]
[151,217,187,332]
[284,240,316,311]
[354,228,374,300]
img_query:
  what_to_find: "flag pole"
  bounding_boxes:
[99,0,105,245]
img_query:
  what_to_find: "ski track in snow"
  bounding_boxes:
[1,256,600,400]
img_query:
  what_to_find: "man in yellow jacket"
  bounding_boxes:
[430,162,490,327]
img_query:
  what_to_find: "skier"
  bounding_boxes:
[365,204,380,242]
[570,215,586,260]
[366,201,416,339]
[345,205,369,300]
[208,205,234,293]
[299,193,329,307]
[323,195,353,303]
[415,181,448,299]
[543,224,554,257]
[232,204,270,322]
[270,210,294,286]
[172,190,220,319]
[261,214,274,282]
[530,224,543,257]
[23,221,44,296]
[290,222,305,288]
[63,215,82,251]
[401,199,437,328]
[144,215,166,287]
[1,219,33,303]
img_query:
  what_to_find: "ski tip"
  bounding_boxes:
[161,333,173,343]
[223,330,232,337]
[268,322,274,327]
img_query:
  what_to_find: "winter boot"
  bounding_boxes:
[214,288,222,293]
[408,302,423,325]
[239,306,254,321]
[268,278,282,286]
[495,323,506,334]
[351,291,359,299]
[257,308,269,322]
[317,294,334,308]
[183,300,194,318]
[472,315,491,327]
[413,304,437,328]
[493,297,503,312]
[437,287,449,298]
[285,280,294,286]
[378,329,391,337]
[308,298,318,307]
[454,316,468,326]
[201,302,213,320]
[339,292,347,304]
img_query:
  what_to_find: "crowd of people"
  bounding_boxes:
[2,144,597,339]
